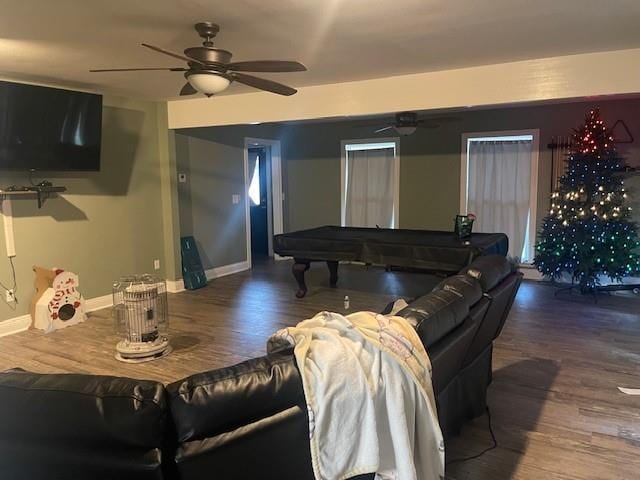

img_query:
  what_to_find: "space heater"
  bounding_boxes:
[113,274,170,363]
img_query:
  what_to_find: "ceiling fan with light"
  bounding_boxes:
[90,22,306,97]
[362,112,459,136]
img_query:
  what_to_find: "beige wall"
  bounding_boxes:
[0,95,169,322]
[173,97,640,265]
[169,48,640,129]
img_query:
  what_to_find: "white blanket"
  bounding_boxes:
[268,311,444,480]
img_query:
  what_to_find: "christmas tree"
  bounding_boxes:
[534,108,640,292]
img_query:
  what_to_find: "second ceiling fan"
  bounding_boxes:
[90,22,306,97]
[362,112,459,136]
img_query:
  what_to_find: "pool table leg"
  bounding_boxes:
[292,260,310,298]
[327,261,339,287]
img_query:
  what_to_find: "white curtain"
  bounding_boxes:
[467,140,532,261]
[345,148,395,228]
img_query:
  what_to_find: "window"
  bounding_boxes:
[341,139,400,228]
[248,155,261,206]
[461,131,539,263]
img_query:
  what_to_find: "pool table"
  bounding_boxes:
[273,226,509,297]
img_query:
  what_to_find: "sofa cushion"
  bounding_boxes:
[167,348,315,480]
[0,370,168,480]
[462,271,523,367]
[168,347,305,441]
[397,288,470,348]
[428,298,489,394]
[431,274,483,307]
[461,254,513,292]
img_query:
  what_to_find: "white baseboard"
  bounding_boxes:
[519,265,640,286]
[84,293,113,312]
[205,260,251,280]
[0,263,249,338]
[166,278,185,294]
[166,260,250,294]
[519,265,543,281]
[0,292,113,338]
[0,314,31,338]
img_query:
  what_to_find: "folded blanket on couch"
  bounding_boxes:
[267,311,444,480]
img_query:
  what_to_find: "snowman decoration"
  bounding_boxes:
[34,269,87,332]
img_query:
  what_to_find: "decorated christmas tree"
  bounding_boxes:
[534,109,640,292]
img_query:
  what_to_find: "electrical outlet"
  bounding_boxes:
[5,289,15,303]
[154,259,161,270]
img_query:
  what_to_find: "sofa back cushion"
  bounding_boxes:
[397,288,470,349]
[432,274,483,306]
[461,254,513,292]
[167,348,315,480]
[462,271,522,367]
[0,370,168,480]
[428,298,489,394]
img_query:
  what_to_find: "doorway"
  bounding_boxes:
[248,146,269,259]
[243,138,284,267]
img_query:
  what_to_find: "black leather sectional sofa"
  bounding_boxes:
[0,255,521,480]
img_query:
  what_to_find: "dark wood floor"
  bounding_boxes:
[1,259,639,479]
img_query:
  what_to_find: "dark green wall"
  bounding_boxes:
[173,97,640,268]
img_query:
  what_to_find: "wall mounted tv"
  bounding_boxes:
[0,80,102,171]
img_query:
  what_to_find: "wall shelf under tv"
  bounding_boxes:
[0,186,67,208]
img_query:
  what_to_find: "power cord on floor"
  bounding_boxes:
[446,406,497,467]
[0,256,18,309]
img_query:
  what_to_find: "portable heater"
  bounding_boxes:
[113,275,170,363]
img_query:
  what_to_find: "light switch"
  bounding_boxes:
[178,173,187,183]
[232,194,240,204]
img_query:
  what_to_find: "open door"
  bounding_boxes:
[248,146,269,259]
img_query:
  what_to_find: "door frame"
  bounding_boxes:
[243,137,284,265]
[460,129,539,262]
[340,137,401,228]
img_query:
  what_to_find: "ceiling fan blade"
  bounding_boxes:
[226,60,307,72]
[179,82,197,96]
[89,67,187,72]
[141,43,204,65]
[230,72,296,96]
[374,126,394,133]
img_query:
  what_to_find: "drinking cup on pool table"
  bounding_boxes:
[454,214,474,239]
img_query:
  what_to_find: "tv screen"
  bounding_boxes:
[0,80,102,171]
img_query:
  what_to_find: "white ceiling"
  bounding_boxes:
[1,0,639,100]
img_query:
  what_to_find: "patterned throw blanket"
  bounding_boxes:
[268,311,444,480]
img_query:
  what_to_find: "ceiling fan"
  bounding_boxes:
[90,22,306,97]
[364,112,458,136]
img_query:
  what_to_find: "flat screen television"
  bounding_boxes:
[0,80,102,171]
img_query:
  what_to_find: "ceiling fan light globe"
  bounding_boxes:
[395,125,417,136]
[187,72,230,95]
